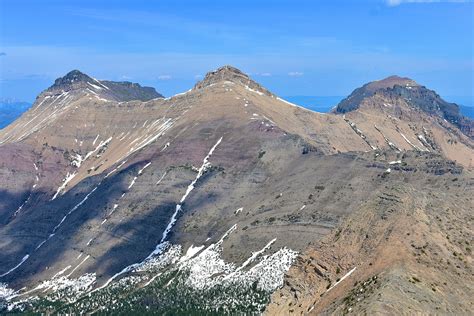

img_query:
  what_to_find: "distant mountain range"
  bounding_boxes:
[0,99,31,129]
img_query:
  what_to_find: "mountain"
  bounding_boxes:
[0,99,31,129]
[335,75,474,138]
[46,69,163,102]
[0,67,472,314]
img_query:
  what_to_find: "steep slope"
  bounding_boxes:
[0,66,373,313]
[0,67,472,314]
[266,153,473,315]
[266,77,474,314]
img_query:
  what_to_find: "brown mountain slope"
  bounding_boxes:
[0,66,373,287]
[0,66,472,314]
[266,152,473,315]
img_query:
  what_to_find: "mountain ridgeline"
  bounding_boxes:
[0,66,472,314]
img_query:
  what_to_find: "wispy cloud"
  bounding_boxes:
[288,71,304,77]
[157,75,172,80]
[259,72,272,77]
[386,0,470,6]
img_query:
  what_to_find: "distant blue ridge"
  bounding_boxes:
[459,105,474,119]
[0,102,32,129]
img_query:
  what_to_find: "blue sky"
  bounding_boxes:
[0,0,472,103]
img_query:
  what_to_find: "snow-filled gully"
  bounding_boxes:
[11,163,41,218]
[1,101,179,283]
[399,131,428,152]
[79,135,296,298]
[374,125,402,152]
[344,118,377,150]
[2,135,299,307]
[52,137,113,201]
[0,182,102,279]
[92,137,223,291]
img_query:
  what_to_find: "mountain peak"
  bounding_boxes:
[212,65,247,77]
[334,75,420,114]
[365,75,419,93]
[194,65,273,96]
[194,65,251,88]
[334,76,473,138]
[52,70,93,88]
[43,70,163,102]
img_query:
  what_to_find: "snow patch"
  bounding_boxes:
[51,172,77,200]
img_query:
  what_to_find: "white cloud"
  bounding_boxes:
[194,74,203,79]
[259,72,272,77]
[288,71,304,77]
[386,0,470,6]
[157,75,172,80]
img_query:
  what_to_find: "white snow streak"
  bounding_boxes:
[0,255,30,278]
[91,137,223,291]
[51,172,77,200]
[327,267,357,292]
[156,171,167,185]
[92,134,100,146]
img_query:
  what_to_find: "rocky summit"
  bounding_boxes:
[0,66,472,314]
[45,69,163,102]
[335,76,473,138]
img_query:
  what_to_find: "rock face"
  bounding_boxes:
[335,76,474,138]
[0,67,472,314]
